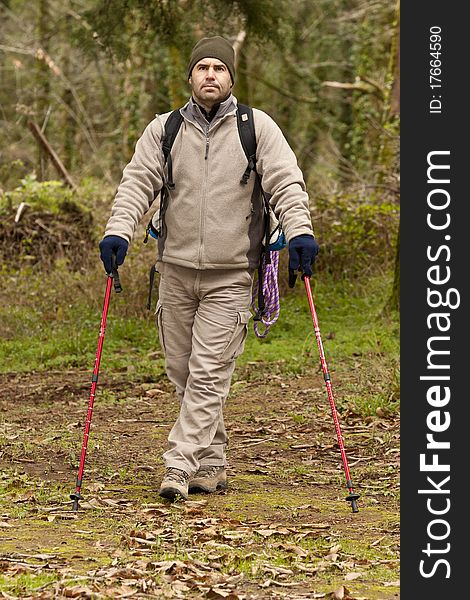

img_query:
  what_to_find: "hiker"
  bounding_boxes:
[99,35,319,501]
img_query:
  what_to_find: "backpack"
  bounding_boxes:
[144,103,286,315]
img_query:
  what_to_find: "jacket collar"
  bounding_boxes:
[181,93,237,132]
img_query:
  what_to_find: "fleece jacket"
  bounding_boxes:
[104,95,314,271]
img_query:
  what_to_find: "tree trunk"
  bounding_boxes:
[386,0,400,119]
[381,0,400,314]
[387,224,400,312]
[167,45,187,109]
[37,0,51,180]
[62,15,76,172]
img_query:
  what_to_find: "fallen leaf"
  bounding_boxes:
[221,530,246,541]
[262,562,293,576]
[73,530,93,535]
[260,579,304,588]
[255,529,277,538]
[45,512,77,520]
[370,536,385,547]
[87,482,105,492]
[344,572,363,581]
[275,542,308,557]
[130,537,158,547]
[61,585,95,597]
[16,553,58,560]
[297,563,318,574]
[327,585,353,600]
[299,523,330,529]
[325,544,341,562]
[12,493,36,504]
[290,444,318,449]
[206,589,240,599]
[146,389,165,397]
[129,530,156,541]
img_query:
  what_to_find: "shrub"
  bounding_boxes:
[311,191,399,278]
[0,175,95,271]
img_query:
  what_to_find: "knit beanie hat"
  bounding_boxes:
[188,36,235,83]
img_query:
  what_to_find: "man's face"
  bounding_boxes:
[189,58,232,110]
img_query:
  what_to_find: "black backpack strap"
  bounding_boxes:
[155,109,184,242]
[147,263,158,310]
[237,104,273,320]
[236,104,273,266]
[236,103,257,185]
[162,109,184,188]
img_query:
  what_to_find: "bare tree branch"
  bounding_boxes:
[322,76,384,99]
[28,120,76,189]
[240,67,317,105]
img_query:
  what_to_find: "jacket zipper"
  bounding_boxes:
[198,124,210,265]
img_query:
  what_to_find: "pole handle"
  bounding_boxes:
[111,253,123,293]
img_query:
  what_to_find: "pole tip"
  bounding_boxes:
[70,492,82,512]
[346,492,360,513]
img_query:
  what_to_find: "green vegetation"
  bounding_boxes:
[0,573,60,597]
[0,175,76,214]
[0,265,398,419]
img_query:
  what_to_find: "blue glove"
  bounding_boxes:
[99,235,128,274]
[288,234,319,287]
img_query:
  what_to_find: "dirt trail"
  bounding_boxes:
[0,369,399,599]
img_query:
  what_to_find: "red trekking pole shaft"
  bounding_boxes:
[303,276,359,513]
[71,262,122,511]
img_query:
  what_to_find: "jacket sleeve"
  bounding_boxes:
[103,117,166,243]
[253,109,314,241]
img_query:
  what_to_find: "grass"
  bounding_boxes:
[0,271,399,446]
[0,266,399,419]
[0,573,60,596]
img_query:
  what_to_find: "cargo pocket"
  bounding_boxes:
[219,310,252,362]
[154,299,166,354]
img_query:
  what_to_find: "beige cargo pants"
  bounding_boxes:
[155,263,253,476]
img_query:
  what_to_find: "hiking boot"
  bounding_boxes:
[158,467,190,501]
[188,465,227,494]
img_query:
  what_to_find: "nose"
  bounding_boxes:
[205,67,216,79]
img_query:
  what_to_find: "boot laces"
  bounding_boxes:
[165,468,189,484]
[198,465,223,477]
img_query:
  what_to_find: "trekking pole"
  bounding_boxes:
[70,256,122,511]
[303,275,359,513]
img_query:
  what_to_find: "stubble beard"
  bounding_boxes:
[194,85,222,110]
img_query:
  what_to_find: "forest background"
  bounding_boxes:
[0,1,400,599]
